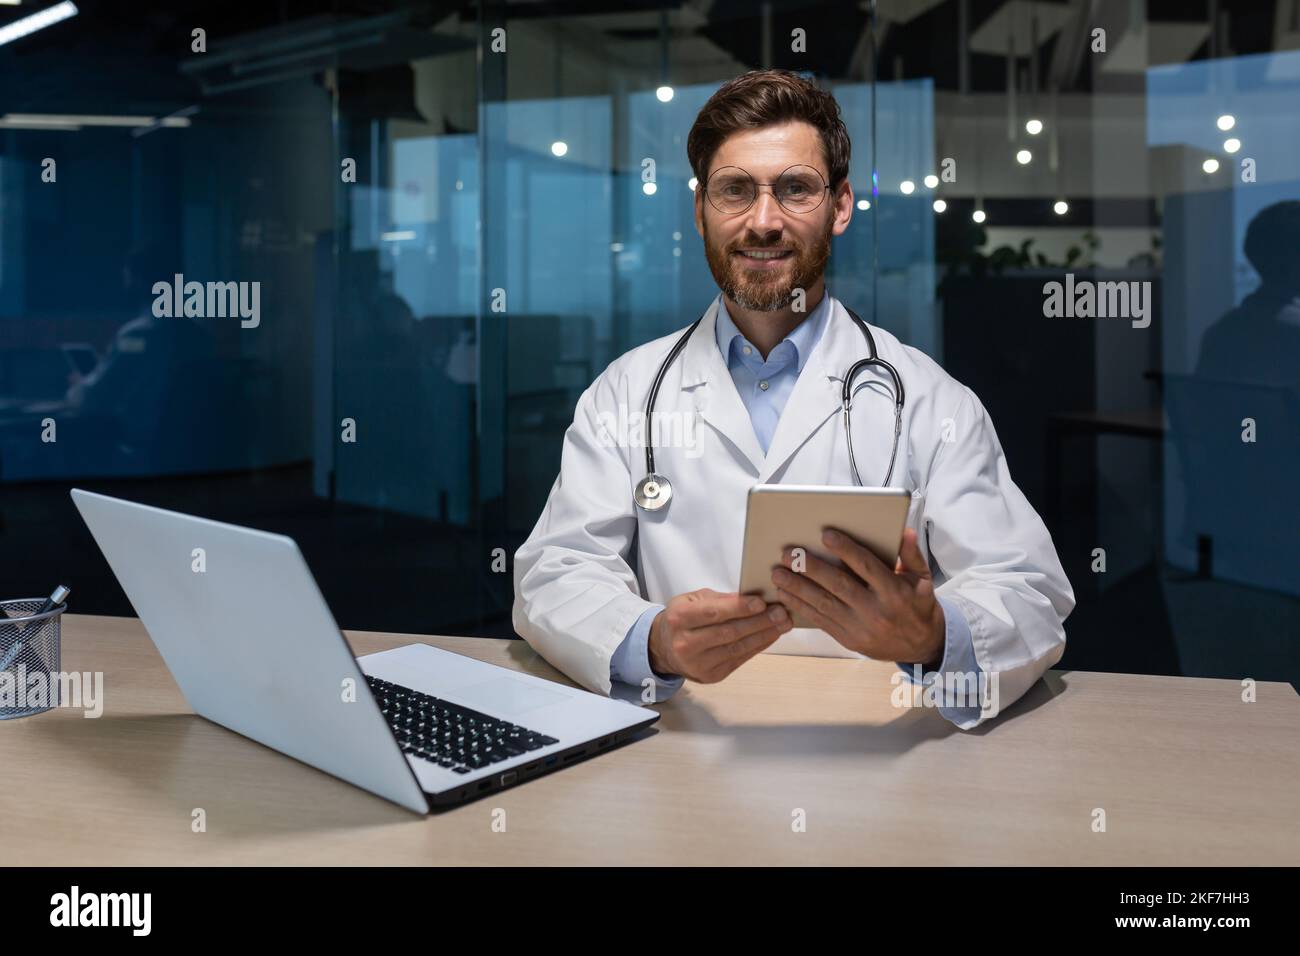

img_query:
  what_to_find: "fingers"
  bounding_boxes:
[895,527,932,579]
[772,584,839,637]
[659,591,795,683]
[781,545,870,611]
[772,560,854,627]
[821,528,893,590]
[698,610,790,675]
[687,602,789,650]
[670,588,765,632]
[772,538,890,646]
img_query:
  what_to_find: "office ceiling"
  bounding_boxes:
[0,0,1292,116]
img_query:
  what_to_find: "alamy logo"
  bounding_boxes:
[595,404,702,458]
[50,886,151,936]
[1042,273,1151,328]
[890,666,1001,718]
[151,273,261,328]
[0,664,104,717]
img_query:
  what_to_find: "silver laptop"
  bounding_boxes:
[70,489,658,813]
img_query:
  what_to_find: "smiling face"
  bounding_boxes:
[695,120,853,312]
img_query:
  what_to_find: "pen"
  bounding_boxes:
[35,584,72,617]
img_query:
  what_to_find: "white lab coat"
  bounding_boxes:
[512,294,1074,727]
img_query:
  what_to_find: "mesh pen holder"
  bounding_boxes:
[0,599,64,720]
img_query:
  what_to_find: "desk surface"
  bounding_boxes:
[2,614,1297,865]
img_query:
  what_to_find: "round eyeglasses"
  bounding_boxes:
[703,164,833,215]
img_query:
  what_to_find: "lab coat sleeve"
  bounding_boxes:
[920,387,1075,728]
[895,595,985,730]
[611,604,686,701]
[512,374,662,696]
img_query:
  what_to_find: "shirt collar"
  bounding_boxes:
[714,292,832,372]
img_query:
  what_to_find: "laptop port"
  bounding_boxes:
[544,756,558,767]
[499,771,517,786]
[477,781,491,792]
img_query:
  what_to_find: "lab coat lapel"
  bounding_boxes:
[759,296,861,481]
[679,296,766,476]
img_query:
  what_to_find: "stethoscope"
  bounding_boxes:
[633,301,906,511]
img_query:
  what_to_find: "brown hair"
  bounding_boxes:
[687,69,851,190]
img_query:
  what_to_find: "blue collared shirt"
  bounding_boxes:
[713,292,832,453]
[610,295,983,728]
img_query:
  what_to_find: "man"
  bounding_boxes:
[513,70,1073,729]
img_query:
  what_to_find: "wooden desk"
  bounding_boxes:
[2,614,1296,865]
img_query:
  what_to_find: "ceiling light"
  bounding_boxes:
[0,1,79,49]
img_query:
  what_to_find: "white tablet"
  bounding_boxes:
[738,484,911,619]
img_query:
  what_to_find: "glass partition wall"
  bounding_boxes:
[1,1,1295,687]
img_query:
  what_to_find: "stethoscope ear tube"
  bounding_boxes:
[841,308,906,487]
[642,317,703,478]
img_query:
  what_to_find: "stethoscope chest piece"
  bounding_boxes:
[634,473,673,511]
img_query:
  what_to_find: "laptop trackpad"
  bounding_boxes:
[456,677,569,719]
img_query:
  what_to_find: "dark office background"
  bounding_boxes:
[0,0,1296,688]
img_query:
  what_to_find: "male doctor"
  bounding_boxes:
[513,69,1074,729]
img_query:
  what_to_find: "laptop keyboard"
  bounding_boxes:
[366,675,560,774]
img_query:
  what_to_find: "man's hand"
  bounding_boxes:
[770,527,945,665]
[647,588,793,683]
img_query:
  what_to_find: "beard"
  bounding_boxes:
[702,214,833,312]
